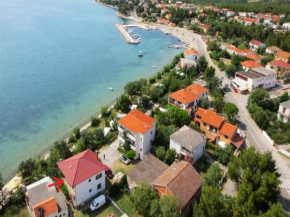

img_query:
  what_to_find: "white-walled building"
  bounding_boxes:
[26,177,68,217]
[232,67,277,92]
[170,125,206,162]
[249,40,266,52]
[183,49,200,61]
[58,149,106,207]
[278,100,290,123]
[118,109,156,160]
[168,83,209,115]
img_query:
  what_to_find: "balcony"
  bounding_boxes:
[279,111,290,118]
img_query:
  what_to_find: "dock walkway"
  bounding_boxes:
[116,24,139,44]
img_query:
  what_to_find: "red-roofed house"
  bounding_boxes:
[249,40,266,52]
[118,109,156,160]
[267,60,290,78]
[226,46,251,56]
[58,149,106,207]
[266,46,281,55]
[244,17,259,26]
[194,108,244,150]
[275,50,290,63]
[168,83,209,115]
[184,49,200,61]
[245,53,261,63]
[241,60,262,71]
[152,161,203,215]
[197,23,210,34]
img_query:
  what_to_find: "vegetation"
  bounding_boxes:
[222,102,239,124]
[0,172,3,189]
[202,164,223,187]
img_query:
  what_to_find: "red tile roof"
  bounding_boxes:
[276,50,290,59]
[195,107,206,117]
[232,133,244,149]
[118,109,155,134]
[241,60,262,69]
[152,161,203,209]
[245,53,261,62]
[58,149,105,187]
[32,197,58,217]
[272,15,279,23]
[268,60,290,68]
[250,40,263,46]
[184,49,200,56]
[226,46,242,53]
[266,46,280,52]
[186,83,208,96]
[200,109,225,128]
[219,122,237,138]
[244,17,259,23]
[169,89,199,104]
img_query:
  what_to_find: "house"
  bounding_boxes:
[249,40,266,52]
[158,18,170,25]
[118,109,156,160]
[226,46,250,56]
[57,149,106,207]
[244,17,259,26]
[232,67,277,92]
[226,11,235,17]
[180,58,197,69]
[282,22,290,30]
[194,108,244,150]
[238,12,247,17]
[152,161,203,215]
[168,83,209,114]
[278,100,290,123]
[267,60,290,78]
[26,177,68,217]
[240,60,262,71]
[161,8,170,15]
[272,15,279,24]
[197,23,210,33]
[275,50,290,63]
[266,46,281,55]
[183,49,200,61]
[245,53,261,63]
[170,125,206,162]
[175,1,182,7]
[127,153,168,191]
[157,2,166,8]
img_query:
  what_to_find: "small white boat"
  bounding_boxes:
[138,51,143,57]
[108,87,113,91]
[153,66,157,68]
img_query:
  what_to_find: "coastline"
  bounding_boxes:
[2,0,193,190]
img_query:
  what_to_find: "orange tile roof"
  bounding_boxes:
[184,49,200,56]
[32,197,58,217]
[244,17,259,23]
[195,107,206,117]
[276,50,290,59]
[186,83,208,95]
[118,109,155,134]
[200,109,224,128]
[240,60,262,69]
[169,89,198,104]
[219,122,237,138]
[267,46,280,52]
[152,161,203,210]
[226,46,242,53]
[245,53,261,61]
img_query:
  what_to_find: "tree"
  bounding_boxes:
[207,40,220,52]
[208,76,220,92]
[193,186,233,217]
[139,95,150,108]
[149,87,164,103]
[211,98,225,113]
[198,56,208,73]
[248,89,270,108]
[153,124,176,147]
[47,148,61,177]
[91,116,100,127]
[155,146,166,161]
[260,203,289,217]
[130,182,159,217]
[214,146,234,165]
[223,102,239,124]
[0,172,3,189]
[159,196,181,217]
[54,141,72,160]
[231,54,244,67]
[225,64,237,78]
[74,139,85,154]
[203,164,223,187]
[122,131,131,152]
[115,94,132,113]
[198,97,211,109]
[19,158,36,180]
[164,149,177,165]
[101,106,110,117]
[126,150,136,160]
[168,105,191,128]
[73,127,81,140]
[204,66,216,82]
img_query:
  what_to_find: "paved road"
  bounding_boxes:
[99,139,120,167]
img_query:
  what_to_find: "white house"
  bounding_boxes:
[168,83,209,115]
[58,149,106,207]
[226,11,235,17]
[118,109,156,160]
[180,58,197,69]
[26,177,68,217]
[278,100,290,123]
[170,125,206,162]
[244,17,259,26]
[282,22,290,30]
[249,40,266,52]
[183,49,200,61]
[232,67,277,92]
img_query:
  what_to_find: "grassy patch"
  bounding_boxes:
[110,160,134,175]
[112,192,140,217]
[1,204,30,217]
[74,202,120,217]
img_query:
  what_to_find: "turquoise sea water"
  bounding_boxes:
[0,0,181,181]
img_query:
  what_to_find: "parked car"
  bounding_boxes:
[119,154,130,165]
[104,165,114,179]
[90,194,106,211]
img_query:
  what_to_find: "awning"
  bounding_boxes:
[206,133,217,141]
[231,134,244,149]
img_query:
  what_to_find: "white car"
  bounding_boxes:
[119,154,130,165]
[90,194,106,211]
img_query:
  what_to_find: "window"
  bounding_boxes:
[89,189,92,193]
[63,214,65,216]
[96,173,102,180]
[140,148,142,151]
[283,107,286,114]
[141,137,142,141]
[98,183,102,189]
[225,135,228,139]
[203,123,206,126]
[151,131,152,134]
[88,179,91,182]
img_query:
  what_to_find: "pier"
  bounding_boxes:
[116,24,140,44]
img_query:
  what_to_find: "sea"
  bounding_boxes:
[0,0,182,181]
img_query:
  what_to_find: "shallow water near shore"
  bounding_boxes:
[0,0,181,181]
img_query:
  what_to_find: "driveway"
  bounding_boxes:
[99,139,120,167]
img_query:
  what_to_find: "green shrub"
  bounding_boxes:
[284,78,290,84]
[90,116,100,127]
[149,76,156,84]
[106,131,117,143]
[206,142,217,151]
[126,150,136,160]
